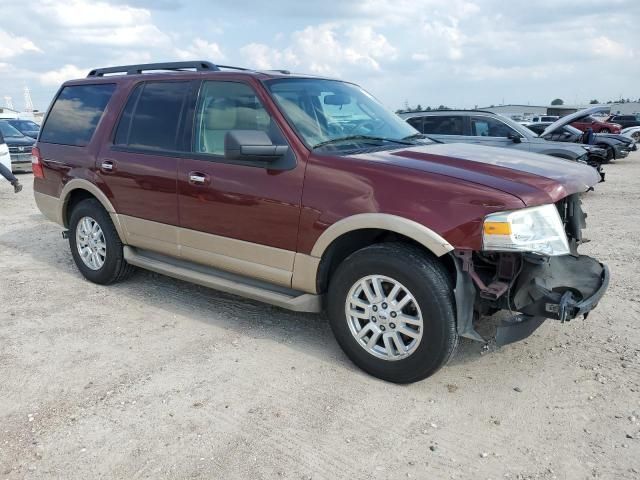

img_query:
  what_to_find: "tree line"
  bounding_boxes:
[398,97,640,113]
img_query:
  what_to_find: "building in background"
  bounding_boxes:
[481,102,640,120]
[0,107,20,119]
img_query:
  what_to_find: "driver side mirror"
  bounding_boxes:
[224,130,288,163]
[507,131,522,143]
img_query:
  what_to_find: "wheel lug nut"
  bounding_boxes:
[390,312,397,318]
[390,323,396,329]
[372,305,378,312]
[371,317,377,322]
[380,325,386,331]
[381,303,388,309]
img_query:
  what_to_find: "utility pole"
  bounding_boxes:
[24,86,34,112]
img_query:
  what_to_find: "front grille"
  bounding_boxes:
[8,146,29,153]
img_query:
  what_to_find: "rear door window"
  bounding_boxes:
[40,84,116,146]
[422,116,464,135]
[114,81,189,151]
[470,116,514,137]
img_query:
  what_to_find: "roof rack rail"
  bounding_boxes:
[87,61,220,77]
[216,64,252,71]
[266,69,291,75]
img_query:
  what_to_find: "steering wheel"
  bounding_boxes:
[346,118,386,135]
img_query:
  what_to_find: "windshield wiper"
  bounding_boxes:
[312,135,413,149]
[402,133,442,144]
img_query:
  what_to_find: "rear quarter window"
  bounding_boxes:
[40,84,116,146]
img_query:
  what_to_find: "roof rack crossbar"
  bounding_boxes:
[87,61,220,77]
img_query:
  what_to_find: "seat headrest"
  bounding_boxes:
[205,98,237,130]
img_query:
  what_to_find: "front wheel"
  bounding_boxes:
[327,243,458,383]
[68,199,135,285]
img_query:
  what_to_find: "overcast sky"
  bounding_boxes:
[1,0,638,112]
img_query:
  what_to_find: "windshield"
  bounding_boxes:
[0,121,24,138]
[265,78,418,149]
[12,120,39,130]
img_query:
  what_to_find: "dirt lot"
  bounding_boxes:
[1,153,639,480]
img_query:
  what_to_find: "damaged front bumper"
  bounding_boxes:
[512,254,609,322]
[453,252,610,347]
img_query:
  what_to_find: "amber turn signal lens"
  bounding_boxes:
[483,222,512,235]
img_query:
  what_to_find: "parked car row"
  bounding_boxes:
[525,122,635,161]
[31,61,610,383]
[399,108,613,180]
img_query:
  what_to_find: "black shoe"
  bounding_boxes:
[13,182,22,193]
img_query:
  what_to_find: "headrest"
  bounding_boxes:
[205,98,237,130]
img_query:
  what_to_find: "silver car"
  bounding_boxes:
[399,109,602,163]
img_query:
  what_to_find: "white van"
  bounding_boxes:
[531,115,560,123]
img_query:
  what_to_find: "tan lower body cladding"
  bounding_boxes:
[118,214,320,293]
[34,190,320,293]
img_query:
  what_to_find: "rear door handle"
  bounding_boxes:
[188,172,209,185]
[101,160,115,172]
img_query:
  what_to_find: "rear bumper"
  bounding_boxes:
[9,152,33,170]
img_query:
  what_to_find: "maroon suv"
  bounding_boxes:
[32,61,609,383]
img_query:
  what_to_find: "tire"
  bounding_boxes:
[68,198,135,285]
[327,242,458,383]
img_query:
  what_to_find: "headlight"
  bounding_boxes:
[483,204,569,256]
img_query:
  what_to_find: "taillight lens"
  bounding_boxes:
[32,147,44,178]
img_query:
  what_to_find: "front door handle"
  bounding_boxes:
[188,172,208,185]
[101,160,115,172]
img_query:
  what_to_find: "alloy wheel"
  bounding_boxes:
[75,216,107,270]
[345,275,424,361]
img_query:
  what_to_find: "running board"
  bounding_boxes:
[123,246,322,313]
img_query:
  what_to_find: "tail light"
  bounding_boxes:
[32,146,44,178]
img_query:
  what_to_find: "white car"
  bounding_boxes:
[530,115,560,123]
[0,133,11,173]
[621,126,640,142]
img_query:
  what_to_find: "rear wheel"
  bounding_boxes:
[68,199,135,284]
[327,243,458,383]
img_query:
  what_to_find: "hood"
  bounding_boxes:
[596,133,632,145]
[530,136,587,154]
[541,106,609,137]
[5,135,35,147]
[352,143,600,206]
[22,130,39,139]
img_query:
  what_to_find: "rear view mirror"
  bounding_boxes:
[224,130,288,162]
[324,94,351,106]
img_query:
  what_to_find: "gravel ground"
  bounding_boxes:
[1,153,639,480]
